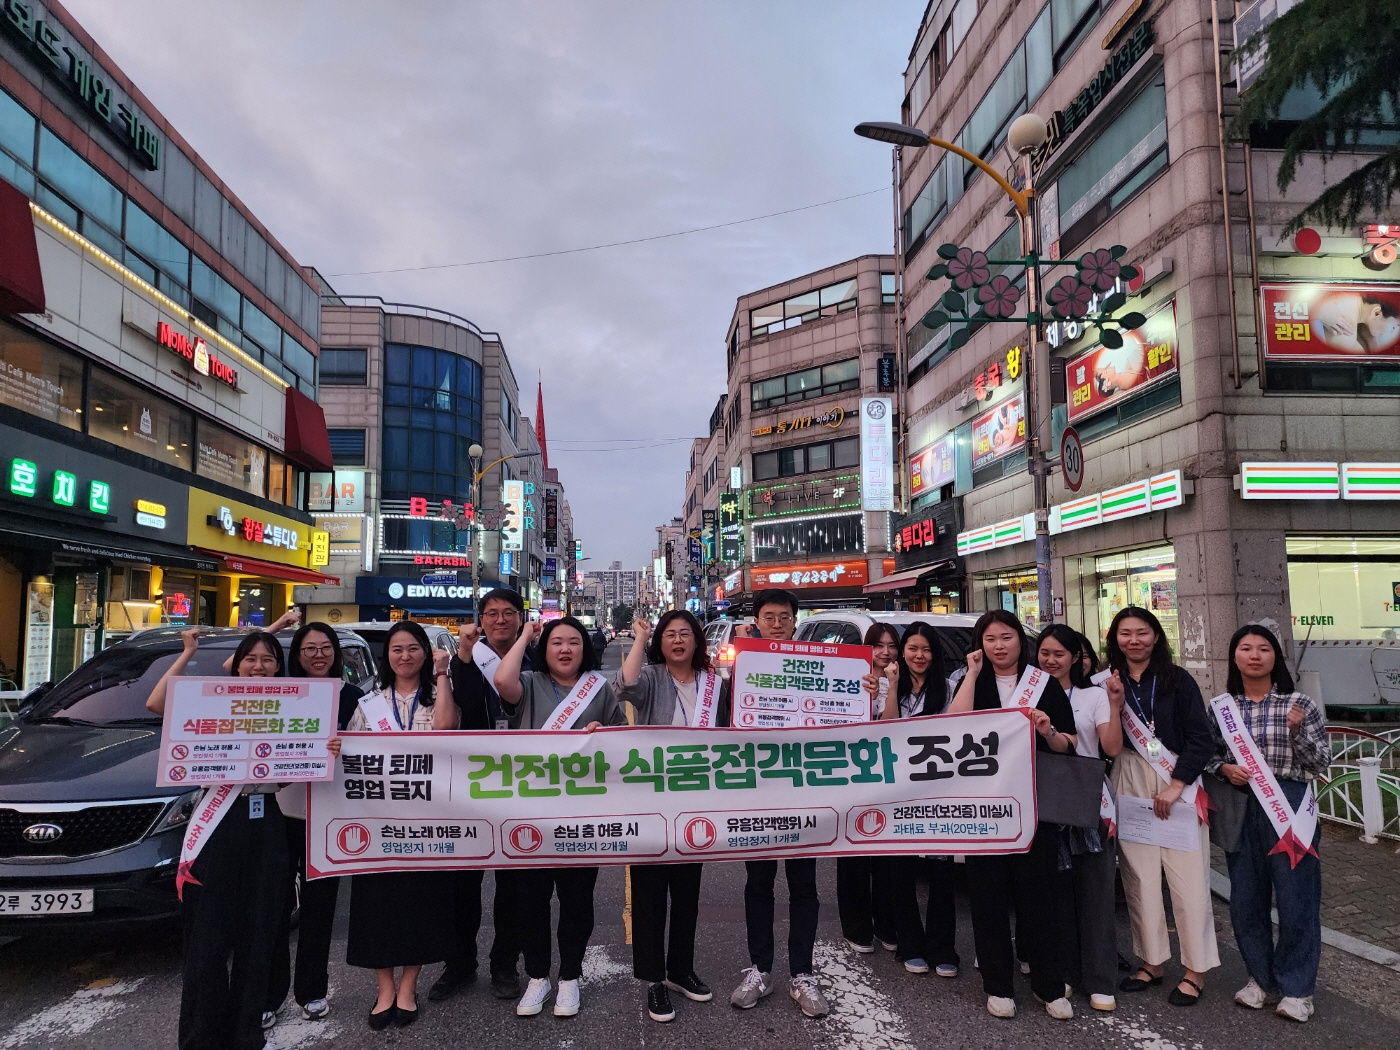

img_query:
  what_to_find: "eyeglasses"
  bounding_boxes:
[757,613,794,626]
[299,645,334,657]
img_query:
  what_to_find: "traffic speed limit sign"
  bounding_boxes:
[1061,426,1085,492]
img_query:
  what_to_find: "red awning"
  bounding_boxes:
[198,550,339,585]
[283,386,334,472]
[0,181,45,315]
[862,562,953,594]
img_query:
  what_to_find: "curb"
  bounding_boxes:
[1209,869,1400,973]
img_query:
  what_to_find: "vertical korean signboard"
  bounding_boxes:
[501,480,524,551]
[719,490,742,562]
[860,397,894,511]
[701,509,717,564]
[544,489,558,547]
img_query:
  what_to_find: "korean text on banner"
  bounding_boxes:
[860,397,894,511]
[158,677,339,787]
[731,636,873,727]
[306,709,1038,877]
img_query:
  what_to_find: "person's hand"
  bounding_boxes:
[326,737,342,757]
[459,622,481,650]
[180,627,200,656]
[1153,779,1185,820]
[433,649,451,677]
[965,649,983,675]
[633,616,652,641]
[1030,708,1054,738]
[281,607,301,629]
[524,620,544,642]
[585,720,602,732]
[883,662,900,688]
[861,672,879,700]
[1105,671,1125,707]
[1221,763,1250,786]
[1287,701,1305,736]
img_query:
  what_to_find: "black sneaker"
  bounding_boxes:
[647,983,676,1022]
[428,965,476,1002]
[665,972,713,1002]
[490,969,522,1000]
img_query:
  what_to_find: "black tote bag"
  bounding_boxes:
[1035,751,1108,828]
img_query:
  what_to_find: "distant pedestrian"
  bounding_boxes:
[1209,624,1328,1023]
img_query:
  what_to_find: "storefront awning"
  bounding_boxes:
[198,550,339,586]
[0,184,45,315]
[283,387,335,472]
[0,522,219,572]
[862,561,954,594]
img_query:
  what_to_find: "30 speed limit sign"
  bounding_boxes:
[1060,426,1085,492]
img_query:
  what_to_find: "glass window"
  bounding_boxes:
[1026,6,1053,102]
[753,450,779,481]
[196,419,268,496]
[267,453,295,506]
[88,367,194,469]
[786,367,822,398]
[380,345,484,501]
[0,319,82,429]
[1053,0,1099,59]
[833,437,860,468]
[779,447,805,476]
[822,359,859,386]
[819,280,856,309]
[966,48,1027,160]
[0,89,35,165]
[36,128,122,233]
[321,348,368,385]
[807,443,832,472]
[328,428,367,464]
[125,203,190,285]
[282,335,315,384]
[881,274,896,304]
[241,299,281,358]
[191,256,241,325]
[192,171,222,249]
[0,149,33,195]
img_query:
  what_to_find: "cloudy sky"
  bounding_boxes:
[68,0,922,569]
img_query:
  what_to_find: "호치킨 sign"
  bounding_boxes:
[730,636,874,728]
[157,676,339,787]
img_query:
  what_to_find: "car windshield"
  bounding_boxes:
[23,645,235,725]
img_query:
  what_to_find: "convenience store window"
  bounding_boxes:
[1286,536,1400,642]
[1083,544,1178,657]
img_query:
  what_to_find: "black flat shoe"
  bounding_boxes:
[428,965,475,1001]
[367,1005,397,1030]
[395,1004,419,1027]
[1119,969,1164,993]
[1168,978,1203,1006]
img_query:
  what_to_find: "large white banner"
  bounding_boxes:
[306,710,1038,877]
[731,637,872,728]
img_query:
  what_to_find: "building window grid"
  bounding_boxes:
[751,358,860,411]
[382,344,483,503]
[752,435,860,482]
[749,277,860,338]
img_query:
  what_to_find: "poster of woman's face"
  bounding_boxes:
[1262,283,1400,360]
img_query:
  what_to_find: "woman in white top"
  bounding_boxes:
[1035,624,1123,1013]
[344,620,459,1031]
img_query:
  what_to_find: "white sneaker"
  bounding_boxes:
[844,937,875,954]
[789,973,829,1018]
[987,995,1016,1018]
[903,957,930,974]
[260,1011,277,1031]
[301,999,330,1020]
[877,938,897,952]
[729,966,773,1009]
[1090,993,1116,1012]
[1041,996,1074,1020]
[1276,996,1314,1023]
[935,962,959,978]
[553,978,580,1017]
[516,977,552,1016]
[1234,979,1268,1010]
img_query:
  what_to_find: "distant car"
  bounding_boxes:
[703,617,755,681]
[0,626,376,931]
[793,610,983,673]
[339,621,459,663]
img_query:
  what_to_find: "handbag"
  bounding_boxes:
[1035,751,1107,829]
[1202,772,1250,853]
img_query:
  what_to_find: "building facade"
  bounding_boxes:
[895,0,1400,693]
[584,560,644,622]
[0,0,333,688]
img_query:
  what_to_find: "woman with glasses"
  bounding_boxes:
[1105,606,1218,1007]
[616,611,729,1023]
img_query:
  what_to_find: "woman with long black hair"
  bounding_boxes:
[264,623,365,1026]
[344,620,459,1030]
[616,610,729,1023]
[146,627,290,1050]
[495,615,628,1019]
[1104,606,1218,1007]
[948,610,1077,1020]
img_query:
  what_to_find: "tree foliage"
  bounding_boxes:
[611,604,634,632]
[1231,0,1400,232]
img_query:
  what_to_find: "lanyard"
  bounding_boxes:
[671,674,697,724]
[1126,675,1157,732]
[389,686,419,731]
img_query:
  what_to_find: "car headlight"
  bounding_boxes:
[152,789,204,834]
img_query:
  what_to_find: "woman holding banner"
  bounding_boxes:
[1104,607,1219,1006]
[948,611,1077,1020]
[343,620,459,1030]
[617,611,728,1023]
[146,627,290,1050]
[1210,625,1328,1023]
[495,615,628,1019]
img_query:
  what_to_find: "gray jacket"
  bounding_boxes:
[503,670,628,730]
[614,664,732,727]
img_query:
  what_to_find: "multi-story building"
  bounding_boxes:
[654,517,686,612]
[0,0,334,687]
[584,560,643,622]
[894,0,1400,692]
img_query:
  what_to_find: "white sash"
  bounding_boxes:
[542,671,607,730]
[1209,693,1319,867]
[1099,779,1117,837]
[356,691,399,733]
[473,639,504,689]
[175,783,240,900]
[1121,704,1207,821]
[1004,666,1050,708]
[689,670,721,728]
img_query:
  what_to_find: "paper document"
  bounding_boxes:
[1115,794,1201,852]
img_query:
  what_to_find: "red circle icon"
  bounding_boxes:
[168,765,187,782]
[255,742,272,758]
[854,809,887,837]
[252,763,270,779]
[803,697,817,712]
[683,817,717,851]
[804,716,817,727]
[509,824,543,854]
[740,711,755,726]
[740,693,756,708]
[170,744,189,761]
[337,822,372,856]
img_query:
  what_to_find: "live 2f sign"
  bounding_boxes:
[860,397,893,511]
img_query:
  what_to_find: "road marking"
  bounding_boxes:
[810,941,917,1050]
[580,943,632,986]
[0,977,146,1049]
[1093,1012,1205,1050]
[264,984,342,1049]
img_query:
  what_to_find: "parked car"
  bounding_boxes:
[703,617,755,681]
[0,626,376,931]
[793,610,983,677]
[339,621,459,663]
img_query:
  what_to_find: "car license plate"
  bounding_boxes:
[0,889,94,915]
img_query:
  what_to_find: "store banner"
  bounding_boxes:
[748,559,868,590]
[305,708,1038,876]
[544,489,558,546]
[731,637,872,727]
[1065,302,1179,423]
[157,677,339,786]
[500,480,524,551]
[702,508,717,564]
[307,469,367,513]
[719,490,742,562]
[970,392,1026,471]
[860,397,894,510]
[1260,282,1400,362]
[909,432,956,498]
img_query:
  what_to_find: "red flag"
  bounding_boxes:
[535,382,548,469]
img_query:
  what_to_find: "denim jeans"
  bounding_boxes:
[1226,777,1322,998]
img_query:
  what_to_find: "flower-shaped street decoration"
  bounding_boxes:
[977,275,1020,319]
[1077,247,1122,292]
[945,247,990,291]
[1047,274,1094,320]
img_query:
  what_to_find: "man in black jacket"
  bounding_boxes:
[428,587,531,1003]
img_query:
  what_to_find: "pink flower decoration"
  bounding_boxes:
[976,275,1020,318]
[1047,275,1094,320]
[946,247,991,291]
[1077,248,1121,292]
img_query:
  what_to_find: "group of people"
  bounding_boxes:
[146,586,1331,1050]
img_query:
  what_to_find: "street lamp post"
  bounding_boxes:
[466,443,542,616]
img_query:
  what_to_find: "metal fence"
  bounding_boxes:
[1316,727,1400,842]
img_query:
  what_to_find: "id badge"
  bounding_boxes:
[1147,738,1162,760]
[494,719,510,732]
[249,794,264,820]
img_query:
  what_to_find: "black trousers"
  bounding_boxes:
[965,828,1063,1001]
[835,855,896,947]
[1056,839,1118,996]
[179,795,288,1050]
[630,863,703,983]
[891,856,960,966]
[516,866,598,981]
[267,817,340,1010]
[443,869,522,976]
[743,858,819,977]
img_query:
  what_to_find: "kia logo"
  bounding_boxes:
[22,823,63,844]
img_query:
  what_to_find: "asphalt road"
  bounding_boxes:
[2,641,1397,1049]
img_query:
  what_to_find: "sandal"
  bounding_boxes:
[1118,968,1164,993]
[1168,977,1204,1006]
